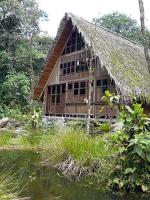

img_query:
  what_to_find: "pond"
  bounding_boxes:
[0,150,148,200]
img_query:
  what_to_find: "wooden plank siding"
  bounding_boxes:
[35,21,117,118]
[33,21,73,100]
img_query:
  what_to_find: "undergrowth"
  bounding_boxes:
[42,129,118,184]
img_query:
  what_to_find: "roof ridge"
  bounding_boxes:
[67,12,144,49]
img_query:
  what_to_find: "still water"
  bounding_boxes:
[0,151,149,200]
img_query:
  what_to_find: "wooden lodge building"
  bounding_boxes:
[33,13,150,118]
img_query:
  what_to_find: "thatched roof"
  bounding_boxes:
[33,13,150,101]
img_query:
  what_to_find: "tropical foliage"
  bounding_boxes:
[102,91,150,192]
[0,0,53,112]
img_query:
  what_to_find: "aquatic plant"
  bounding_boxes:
[0,170,21,200]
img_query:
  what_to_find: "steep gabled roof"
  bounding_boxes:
[33,13,150,101]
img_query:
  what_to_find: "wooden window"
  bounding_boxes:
[80,60,85,72]
[52,85,56,94]
[96,78,111,95]
[102,86,108,94]
[56,95,60,103]
[61,28,85,55]
[63,68,66,75]
[67,62,71,74]
[74,89,78,95]
[67,67,70,74]
[74,82,86,96]
[80,88,85,95]
[52,95,55,103]
[74,82,79,95]
[68,83,72,90]
[71,66,75,73]
[51,85,61,104]
[72,61,75,66]
[60,64,63,69]
[66,47,70,54]
[80,82,85,88]
[48,86,51,94]
[74,82,79,88]
[103,79,108,86]
[96,80,101,87]
[71,45,75,52]
[110,79,115,86]
[85,63,88,71]
[80,82,86,95]
[62,84,66,93]
[102,79,109,94]
[60,51,88,76]
[56,85,60,94]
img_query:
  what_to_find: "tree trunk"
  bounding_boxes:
[87,62,93,134]
[87,48,94,135]
[138,0,150,74]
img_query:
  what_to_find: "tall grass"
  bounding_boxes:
[0,132,12,146]
[0,170,21,200]
[41,128,118,184]
[44,129,112,163]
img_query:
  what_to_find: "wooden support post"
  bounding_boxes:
[87,48,94,134]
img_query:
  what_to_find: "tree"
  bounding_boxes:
[1,72,30,110]
[0,0,53,111]
[138,0,150,74]
[93,12,150,47]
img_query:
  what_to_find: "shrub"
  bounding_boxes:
[102,91,150,192]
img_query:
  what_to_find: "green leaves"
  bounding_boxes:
[0,0,53,110]
[93,12,150,47]
[135,145,143,157]
[1,72,30,110]
[129,133,150,162]
[103,91,150,193]
[124,167,136,174]
[146,152,150,162]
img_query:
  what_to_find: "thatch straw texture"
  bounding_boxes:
[34,13,150,101]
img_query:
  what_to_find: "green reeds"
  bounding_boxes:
[0,170,22,200]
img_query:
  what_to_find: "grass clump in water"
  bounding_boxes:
[43,128,117,183]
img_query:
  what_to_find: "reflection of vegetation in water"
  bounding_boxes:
[0,151,149,200]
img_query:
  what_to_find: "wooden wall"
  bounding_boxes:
[43,28,117,118]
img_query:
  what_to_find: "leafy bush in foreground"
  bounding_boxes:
[103,91,150,193]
